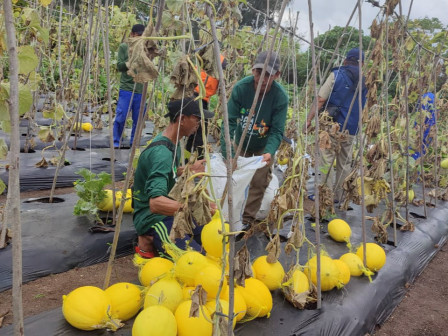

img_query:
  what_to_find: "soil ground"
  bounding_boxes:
[0,189,447,334]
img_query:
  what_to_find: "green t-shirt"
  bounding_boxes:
[117,42,143,94]
[220,76,289,158]
[133,134,181,235]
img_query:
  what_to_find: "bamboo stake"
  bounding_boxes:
[416,47,427,217]
[203,4,238,332]
[432,58,438,207]
[307,0,322,309]
[3,0,24,332]
[357,0,367,268]
[101,0,117,227]
[404,74,410,224]
[383,12,398,246]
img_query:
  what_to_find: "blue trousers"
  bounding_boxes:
[143,217,204,260]
[113,89,144,147]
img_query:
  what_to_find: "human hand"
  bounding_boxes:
[209,202,217,214]
[261,153,271,164]
[303,119,312,133]
[190,159,206,173]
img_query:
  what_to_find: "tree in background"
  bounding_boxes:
[239,0,293,30]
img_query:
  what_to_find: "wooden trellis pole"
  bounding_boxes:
[307,0,322,309]
[383,12,398,246]
[3,0,24,332]
[357,0,367,267]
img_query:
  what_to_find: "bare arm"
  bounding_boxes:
[150,196,181,216]
[305,96,327,129]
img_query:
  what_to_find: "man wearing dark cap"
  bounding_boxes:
[133,97,214,258]
[305,47,368,202]
[221,50,289,230]
[113,24,146,148]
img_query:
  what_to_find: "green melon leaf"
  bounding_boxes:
[166,0,183,14]
[0,138,7,159]
[0,178,5,195]
[19,84,33,116]
[18,45,38,75]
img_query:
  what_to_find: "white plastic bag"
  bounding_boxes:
[207,153,266,231]
[255,173,279,220]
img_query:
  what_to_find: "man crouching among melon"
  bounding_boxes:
[132,97,214,259]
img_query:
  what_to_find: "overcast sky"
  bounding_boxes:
[284,0,448,48]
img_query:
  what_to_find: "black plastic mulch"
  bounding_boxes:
[0,193,136,293]
[1,185,447,335]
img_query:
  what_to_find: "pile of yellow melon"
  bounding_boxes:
[62,216,387,334]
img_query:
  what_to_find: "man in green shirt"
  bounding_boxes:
[133,97,214,258]
[113,24,145,148]
[220,51,289,230]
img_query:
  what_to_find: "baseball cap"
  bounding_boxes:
[346,48,365,62]
[252,51,281,74]
[132,24,145,35]
[165,97,214,120]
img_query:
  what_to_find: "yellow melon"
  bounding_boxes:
[328,219,351,242]
[220,286,247,322]
[174,251,208,286]
[356,243,386,272]
[252,255,285,291]
[205,299,236,328]
[333,259,351,288]
[132,306,177,336]
[144,278,183,313]
[408,189,415,202]
[115,189,133,212]
[305,255,339,291]
[105,282,143,321]
[340,253,364,276]
[201,218,229,258]
[291,269,310,294]
[194,264,227,299]
[139,257,174,287]
[82,122,93,132]
[62,286,117,331]
[175,300,212,336]
[97,189,115,212]
[182,286,196,300]
[441,158,448,169]
[237,278,272,318]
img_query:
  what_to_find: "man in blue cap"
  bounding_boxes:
[305,48,368,202]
